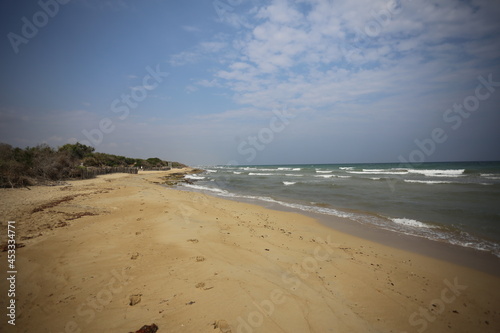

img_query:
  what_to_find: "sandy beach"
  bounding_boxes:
[1,169,499,333]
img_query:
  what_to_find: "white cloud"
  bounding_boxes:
[194,107,270,121]
[204,0,500,116]
[169,40,229,67]
[185,85,198,93]
[182,25,201,32]
[255,0,304,24]
[168,51,200,66]
[200,41,227,53]
[196,79,222,88]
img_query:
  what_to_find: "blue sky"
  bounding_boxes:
[1,0,499,165]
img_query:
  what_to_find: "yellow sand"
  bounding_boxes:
[0,169,499,332]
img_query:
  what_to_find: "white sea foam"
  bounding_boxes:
[391,218,435,229]
[407,169,465,177]
[347,170,407,175]
[283,181,296,186]
[278,167,301,171]
[248,173,273,176]
[337,175,351,178]
[185,175,205,180]
[339,167,353,170]
[370,177,381,180]
[183,184,231,195]
[205,169,217,173]
[183,184,354,219]
[404,180,455,184]
[252,198,354,219]
[481,173,500,180]
[315,175,335,178]
[233,171,243,174]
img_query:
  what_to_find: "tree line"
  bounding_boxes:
[0,142,186,188]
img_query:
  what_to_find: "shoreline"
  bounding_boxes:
[191,163,500,262]
[314,212,500,276]
[178,184,500,277]
[1,170,499,332]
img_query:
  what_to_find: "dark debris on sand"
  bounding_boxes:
[129,323,158,333]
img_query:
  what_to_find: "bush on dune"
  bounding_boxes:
[0,142,185,188]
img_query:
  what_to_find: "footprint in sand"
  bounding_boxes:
[195,282,213,291]
[187,239,199,243]
[213,320,232,333]
[129,294,142,306]
[195,256,205,262]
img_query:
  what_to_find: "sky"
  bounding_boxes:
[1,0,500,166]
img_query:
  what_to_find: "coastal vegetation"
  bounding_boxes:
[0,142,185,188]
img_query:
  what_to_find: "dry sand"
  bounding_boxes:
[0,169,499,332]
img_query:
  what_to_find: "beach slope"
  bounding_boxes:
[0,170,499,332]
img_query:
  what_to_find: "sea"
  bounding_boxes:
[180,161,500,258]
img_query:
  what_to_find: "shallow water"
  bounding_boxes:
[183,161,500,257]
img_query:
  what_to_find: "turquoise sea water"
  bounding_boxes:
[181,161,500,258]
